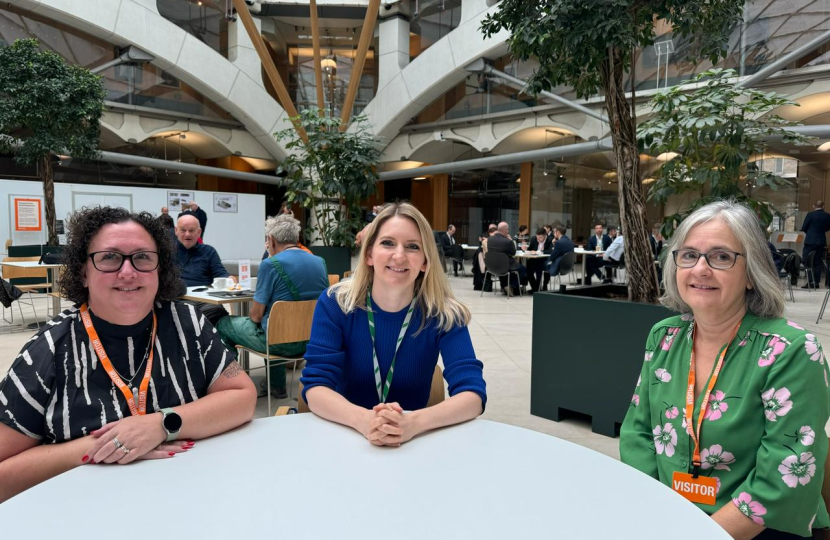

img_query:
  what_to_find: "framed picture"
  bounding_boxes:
[214,193,238,213]
[168,191,194,212]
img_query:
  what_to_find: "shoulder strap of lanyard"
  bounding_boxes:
[686,321,741,476]
[79,304,156,416]
[366,290,416,403]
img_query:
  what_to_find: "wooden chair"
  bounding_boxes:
[328,274,340,286]
[2,256,52,325]
[234,299,317,416]
[276,365,446,416]
[343,271,353,279]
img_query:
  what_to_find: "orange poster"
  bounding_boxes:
[14,198,42,231]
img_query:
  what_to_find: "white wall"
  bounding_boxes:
[0,180,266,261]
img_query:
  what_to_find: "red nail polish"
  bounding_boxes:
[90,459,96,464]
[168,452,175,456]
[81,455,89,463]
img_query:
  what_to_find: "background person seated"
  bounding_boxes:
[527,227,553,292]
[602,231,625,284]
[217,215,328,399]
[585,224,613,284]
[175,214,234,325]
[545,226,574,287]
[0,206,256,503]
[438,224,460,276]
[301,202,486,447]
[487,221,527,295]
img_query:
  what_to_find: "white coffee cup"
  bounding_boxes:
[212,277,228,290]
[250,277,257,291]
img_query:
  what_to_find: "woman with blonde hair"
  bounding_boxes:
[300,202,486,446]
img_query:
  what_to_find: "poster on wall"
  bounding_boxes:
[213,193,238,213]
[167,191,194,212]
[14,198,42,231]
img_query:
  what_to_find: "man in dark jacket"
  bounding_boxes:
[527,227,553,292]
[800,200,830,288]
[487,222,527,295]
[439,224,460,276]
[586,223,612,282]
[546,226,575,278]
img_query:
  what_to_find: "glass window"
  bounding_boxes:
[410,0,461,60]
[157,0,228,58]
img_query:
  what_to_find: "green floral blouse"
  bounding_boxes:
[620,312,830,537]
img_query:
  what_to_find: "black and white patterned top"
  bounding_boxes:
[0,301,235,443]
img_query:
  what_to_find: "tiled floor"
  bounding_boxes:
[3,276,830,460]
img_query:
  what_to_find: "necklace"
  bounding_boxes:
[110,328,153,397]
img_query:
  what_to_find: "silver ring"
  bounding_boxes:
[112,437,123,449]
[121,446,130,455]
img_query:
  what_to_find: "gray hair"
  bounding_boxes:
[661,199,785,319]
[264,214,300,245]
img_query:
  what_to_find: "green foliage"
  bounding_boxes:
[638,69,812,239]
[275,109,380,248]
[480,0,745,99]
[0,38,106,165]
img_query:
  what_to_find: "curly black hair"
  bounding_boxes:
[59,206,181,305]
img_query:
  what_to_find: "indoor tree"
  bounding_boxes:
[0,38,106,245]
[639,68,811,239]
[275,108,380,248]
[481,0,745,303]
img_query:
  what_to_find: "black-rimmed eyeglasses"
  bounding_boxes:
[672,249,744,270]
[88,251,160,273]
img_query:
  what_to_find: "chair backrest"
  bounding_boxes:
[807,250,818,266]
[296,365,445,414]
[451,244,464,260]
[484,251,510,276]
[557,251,577,276]
[266,300,318,345]
[781,252,798,275]
[4,239,11,250]
[343,270,353,279]
[328,274,340,286]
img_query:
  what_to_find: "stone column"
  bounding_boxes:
[378,1,411,89]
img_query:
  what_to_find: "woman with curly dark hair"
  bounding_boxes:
[0,206,257,502]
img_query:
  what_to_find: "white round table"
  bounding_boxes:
[0,416,730,538]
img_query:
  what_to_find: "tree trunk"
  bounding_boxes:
[602,47,660,304]
[41,155,58,246]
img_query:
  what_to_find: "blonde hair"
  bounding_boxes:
[331,202,471,332]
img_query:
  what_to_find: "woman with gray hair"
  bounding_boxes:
[217,215,328,401]
[621,199,829,538]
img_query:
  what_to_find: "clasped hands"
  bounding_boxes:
[80,414,193,465]
[362,402,420,447]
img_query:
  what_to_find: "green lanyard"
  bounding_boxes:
[367,290,416,403]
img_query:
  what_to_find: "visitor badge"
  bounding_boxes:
[671,471,717,506]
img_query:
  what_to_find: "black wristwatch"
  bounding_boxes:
[160,408,182,442]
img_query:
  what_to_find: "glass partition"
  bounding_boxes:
[410,0,462,60]
[448,163,521,245]
[157,0,228,58]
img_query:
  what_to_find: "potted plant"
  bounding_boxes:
[0,38,106,246]
[480,2,765,436]
[275,109,380,276]
[639,68,811,239]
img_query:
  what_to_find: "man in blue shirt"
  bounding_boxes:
[176,214,229,286]
[176,214,232,325]
[217,215,328,399]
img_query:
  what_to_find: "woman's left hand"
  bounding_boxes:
[373,403,421,446]
[86,415,168,464]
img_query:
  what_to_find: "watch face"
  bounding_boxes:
[164,411,183,432]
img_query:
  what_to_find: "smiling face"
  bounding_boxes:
[366,216,427,294]
[677,219,750,318]
[84,221,159,325]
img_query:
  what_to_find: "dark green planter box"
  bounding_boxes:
[309,246,352,277]
[531,285,676,437]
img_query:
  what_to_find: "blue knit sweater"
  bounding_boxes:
[300,290,487,411]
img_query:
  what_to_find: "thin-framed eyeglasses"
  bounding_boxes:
[88,251,160,273]
[672,249,745,270]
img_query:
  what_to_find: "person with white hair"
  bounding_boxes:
[621,199,830,538]
[216,215,328,399]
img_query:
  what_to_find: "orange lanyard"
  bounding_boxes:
[79,304,156,416]
[686,321,741,476]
